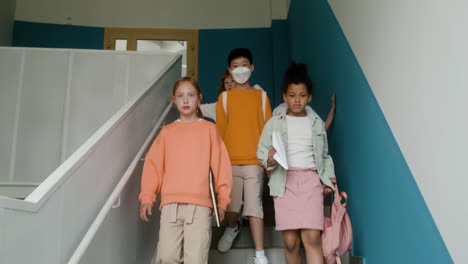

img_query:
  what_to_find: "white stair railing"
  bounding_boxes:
[0,47,181,264]
[68,103,175,264]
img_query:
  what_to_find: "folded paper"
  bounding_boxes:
[272,131,288,170]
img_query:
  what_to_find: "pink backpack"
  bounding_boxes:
[322,184,353,264]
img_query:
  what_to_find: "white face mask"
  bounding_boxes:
[230,67,251,84]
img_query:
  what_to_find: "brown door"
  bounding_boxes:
[104,28,199,78]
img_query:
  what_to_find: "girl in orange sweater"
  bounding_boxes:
[139,76,232,264]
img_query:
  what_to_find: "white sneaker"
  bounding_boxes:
[217,224,241,253]
[253,255,269,264]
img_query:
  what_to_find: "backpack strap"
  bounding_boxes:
[261,90,266,121]
[222,91,228,119]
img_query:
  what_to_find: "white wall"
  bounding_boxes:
[328,0,468,262]
[0,54,181,263]
[0,0,16,46]
[272,0,291,20]
[0,47,175,189]
[15,0,277,29]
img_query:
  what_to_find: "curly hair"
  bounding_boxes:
[282,62,314,96]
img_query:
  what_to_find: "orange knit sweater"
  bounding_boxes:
[138,120,232,210]
[216,88,272,165]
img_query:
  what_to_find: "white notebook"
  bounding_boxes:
[209,170,221,227]
[272,131,289,170]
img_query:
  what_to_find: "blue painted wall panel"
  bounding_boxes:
[198,28,275,104]
[270,19,290,107]
[13,21,104,50]
[288,0,452,263]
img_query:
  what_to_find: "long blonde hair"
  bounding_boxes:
[172,76,204,118]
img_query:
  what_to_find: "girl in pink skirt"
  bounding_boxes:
[257,62,336,264]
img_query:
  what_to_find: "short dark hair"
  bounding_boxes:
[227,48,253,66]
[282,62,314,95]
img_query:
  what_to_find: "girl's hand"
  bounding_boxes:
[323,186,333,195]
[267,147,277,166]
[219,208,226,223]
[331,93,336,109]
[140,203,153,222]
[323,178,337,195]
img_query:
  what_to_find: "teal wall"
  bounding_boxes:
[198,24,288,107]
[287,0,452,263]
[270,20,290,107]
[198,27,274,104]
[13,21,104,49]
[199,23,289,106]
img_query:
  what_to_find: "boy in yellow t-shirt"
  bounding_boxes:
[216,48,272,264]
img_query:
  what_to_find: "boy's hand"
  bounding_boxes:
[323,178,337,195]
[267,147,277,166]
[140,203,153,222]
[219,208,226,223]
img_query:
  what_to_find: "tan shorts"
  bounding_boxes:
[156,203,212,264]
[227,164,265,219]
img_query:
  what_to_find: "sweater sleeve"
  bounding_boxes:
[320,124,336,189]
[215,93,227,140]
[138,128,166,205]
[257,119,277,171]
[210,125,232,210]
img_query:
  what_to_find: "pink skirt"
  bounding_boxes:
[274,168,324,231]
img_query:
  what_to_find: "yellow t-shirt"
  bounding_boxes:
[216,88,272,165]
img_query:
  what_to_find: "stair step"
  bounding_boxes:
[209,248,357,264]
[211,226,283,249]
[209,248,288,264]
[349,255,365,264]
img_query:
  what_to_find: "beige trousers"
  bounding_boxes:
[226,164,265,218]
[156,203,212,264]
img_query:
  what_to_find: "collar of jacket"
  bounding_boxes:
[278,108,319,126]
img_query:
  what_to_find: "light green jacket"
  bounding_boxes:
[256,109,335,197]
